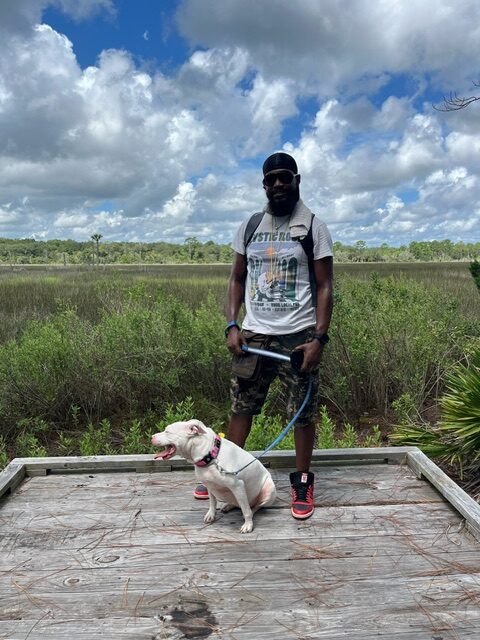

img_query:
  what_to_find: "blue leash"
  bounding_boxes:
[255,373,314,459]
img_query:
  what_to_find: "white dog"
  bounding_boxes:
[151,419,276,533]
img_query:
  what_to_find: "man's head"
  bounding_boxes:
[262,152,300,216]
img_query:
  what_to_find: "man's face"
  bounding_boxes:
[263,169,300,216]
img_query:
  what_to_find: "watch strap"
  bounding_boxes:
[225,321,240,338]
[313,332,329,345]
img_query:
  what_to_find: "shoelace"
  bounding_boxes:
[292,483,313,502]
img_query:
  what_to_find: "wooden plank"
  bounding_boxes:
[268,446,413,466]
[408,449,480,540]
[0,530,478,572]
[0,502,468,552]
[11,454,190,475]
[1,617,479,640]
[10,446,415,477]
[1,548,479,596]
[0,461,25,500]
[0,465,444,515]
[1,573,480,635]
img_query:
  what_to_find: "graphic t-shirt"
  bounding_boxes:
[232,205,333,335]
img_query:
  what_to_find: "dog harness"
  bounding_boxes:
[195,435,222,467]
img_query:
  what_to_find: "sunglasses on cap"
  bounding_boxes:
[262,170,297,188]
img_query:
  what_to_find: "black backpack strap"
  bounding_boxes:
[244,212,264,249]
[298,216,314,259]
[297,214,316,306]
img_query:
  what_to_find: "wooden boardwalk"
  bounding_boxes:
[0,447,479,639]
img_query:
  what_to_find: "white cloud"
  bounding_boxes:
[54,211,89,227]
[0,0,480,245]
[177,0,480,92]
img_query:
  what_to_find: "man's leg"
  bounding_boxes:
[227,413,253,447]
[294,421,316,473]
[278,332,319,520]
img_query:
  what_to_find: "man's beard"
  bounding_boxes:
[267,185,300,216]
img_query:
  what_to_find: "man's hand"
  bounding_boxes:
[226,327,247,356]
[294,340,324,373]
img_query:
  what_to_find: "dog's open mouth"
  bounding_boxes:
[154,444,177,460]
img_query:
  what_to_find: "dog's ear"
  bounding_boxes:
[186,420,208,436]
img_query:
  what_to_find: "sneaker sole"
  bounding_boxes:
[194,493,209,500]
[291,508,314,520]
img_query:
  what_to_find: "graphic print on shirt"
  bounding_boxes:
[247,228,302,313]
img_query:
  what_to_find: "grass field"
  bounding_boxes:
[1,261,477,486]
[0,262,478,343]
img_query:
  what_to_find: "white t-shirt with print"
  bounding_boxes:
[232,207,333,335]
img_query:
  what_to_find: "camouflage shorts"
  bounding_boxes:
[230,328,320,426]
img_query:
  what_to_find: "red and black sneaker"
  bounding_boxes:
[193,483,209,500]
[290,471,315,519]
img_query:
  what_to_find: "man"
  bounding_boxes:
[195,152,333,520]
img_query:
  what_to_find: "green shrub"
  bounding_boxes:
[469,260,480,291]
[0,436,9,470]
[0,289,230,434]
[121,419,151,455]
[154,396,196,433]
[317,406,337,449]
[337,423,360,448]
[364,425,383,448]
[79,419,114,456]
[246,410,295,451]
[16,432,48,458]
[389,422,454,459]
[323,274,474,417]
[58,432,75,456]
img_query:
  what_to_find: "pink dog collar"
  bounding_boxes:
[195,435,222,467]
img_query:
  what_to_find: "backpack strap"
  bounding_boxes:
[297,214,316,307]
[244,211,264,249]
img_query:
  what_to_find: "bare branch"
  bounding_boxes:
[434,82,480,111]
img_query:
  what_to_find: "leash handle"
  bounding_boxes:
[241,344,304,371]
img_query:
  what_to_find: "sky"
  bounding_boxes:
[1,0,480,247]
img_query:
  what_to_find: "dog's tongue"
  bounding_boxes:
[154,444,176,460]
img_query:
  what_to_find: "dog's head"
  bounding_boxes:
[151,419,210,461]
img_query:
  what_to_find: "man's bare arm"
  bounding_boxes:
[314,255,333,334]
[297,256,333,372]
[226,251,248,354]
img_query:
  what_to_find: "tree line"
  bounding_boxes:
[0,236,478,265]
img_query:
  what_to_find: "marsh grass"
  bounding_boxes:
[0,262,477,344]
[0,265,230,342]
[0,262,478,466]
[335,262,480,319]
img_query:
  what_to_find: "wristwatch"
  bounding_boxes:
[224,321,240,338]
[313,332,329,345]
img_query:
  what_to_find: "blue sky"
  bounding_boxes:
[1,0,480,246]
[44,1,187,73]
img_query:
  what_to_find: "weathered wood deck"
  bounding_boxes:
[0,447,479,639]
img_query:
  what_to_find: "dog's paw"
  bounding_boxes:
[204,511,216,524]
[240,521,253,534]
[221,503,236,513]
